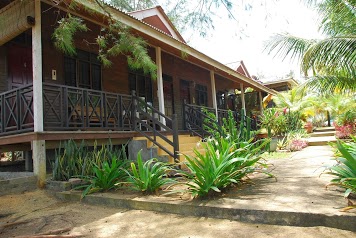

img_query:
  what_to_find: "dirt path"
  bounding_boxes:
[0,190,355,238]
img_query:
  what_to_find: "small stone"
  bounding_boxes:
[69,178,85,186]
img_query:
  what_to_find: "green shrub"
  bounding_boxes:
[204,109,256,143]
[126,151,175,194]
[52,140,89,181]
[183,137,268,198]
[260,108,303,137]
[52,140,128,181]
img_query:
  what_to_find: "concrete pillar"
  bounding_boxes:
[259,91,264,113]
[210,70,218,118]
[240,83,246,113]
[32,0,46,187]
[155,47,166,126]
[32,140,46,188]
[24,151,33,172]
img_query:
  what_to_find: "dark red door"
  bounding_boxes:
[7,45,33,129]
[8,45,33,89]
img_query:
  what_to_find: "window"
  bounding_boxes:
[64,50,102,90]
[195,84,208,106]
[128,71,153,104]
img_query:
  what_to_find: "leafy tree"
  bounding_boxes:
[265,0,356,93]
[109,0,157,11]
[109,0,234,37]
[51,0,157,78]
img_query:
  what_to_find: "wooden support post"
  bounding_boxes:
[259,91,264,113]
[32,0,46,187]
[240,83,246,113]
[172,114,180,164]
[155,47,166,127]
[210,70,218,119]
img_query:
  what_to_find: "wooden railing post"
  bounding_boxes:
[102,92,107,127]
[16,89,21,130]
[131,90,137,131]
[183,99,187,130]
[63,86,68,128]
[172,114,180,163]
[84,89,88,128]
[118,95,123,129]
[0,94,3,133]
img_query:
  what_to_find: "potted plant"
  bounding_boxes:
[259,108,279,151]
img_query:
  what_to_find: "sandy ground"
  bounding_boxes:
[0,190,355,238]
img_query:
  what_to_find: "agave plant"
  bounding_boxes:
[126,151,175,194]
[325,137,356,199]
[81,156,128,198]
[183,136,268,198]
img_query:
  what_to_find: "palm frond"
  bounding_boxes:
[303,74,356,94]
[264,33,317,62]
[302,36,356,77]
[318,0,356,36]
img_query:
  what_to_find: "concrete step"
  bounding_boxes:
[57,191,356,232]
[134,135,201,148]
[310,131,335,137]
[308,136,337,146]
[158,142,206,163]
[314,127,335,132]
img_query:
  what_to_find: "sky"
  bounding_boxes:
[172,0,323,82]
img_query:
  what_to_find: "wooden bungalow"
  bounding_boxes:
[0,0,275,186]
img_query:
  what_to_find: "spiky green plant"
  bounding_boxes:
[325,137,356,198]
[52,140,128,181]
[126,151,175,194]
[80,155,128,198]
[183,136,268,198]
[52,140,88,181]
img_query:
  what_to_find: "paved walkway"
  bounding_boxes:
[57,145,356,231]
[226,145,345,214]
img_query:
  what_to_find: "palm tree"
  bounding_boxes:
[272,87,309,111]
[265,0,356,93]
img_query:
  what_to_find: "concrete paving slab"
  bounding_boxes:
[56,145,356,231]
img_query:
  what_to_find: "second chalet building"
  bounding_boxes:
[0,0,275,185]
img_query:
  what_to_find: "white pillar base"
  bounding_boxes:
[32,140,46,188]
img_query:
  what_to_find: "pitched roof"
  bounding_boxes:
[236,60,251,78]
[128,6,186,43]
